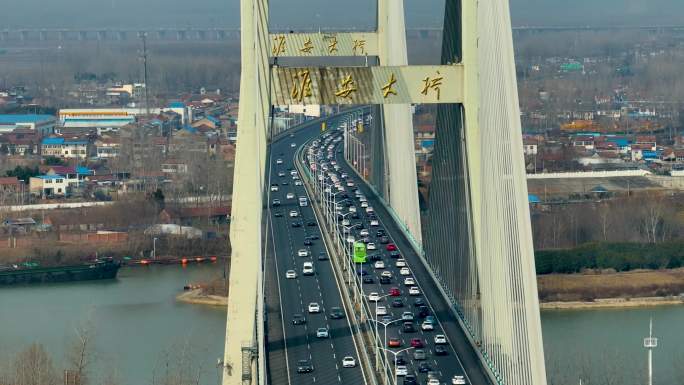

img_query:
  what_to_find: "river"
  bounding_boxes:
[0,264,227,385]
[2,264,683,385]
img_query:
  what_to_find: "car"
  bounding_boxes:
[290,143,297,148]
[367,242,377,250]
[356,268,369,276]
[427,379,440,385]
[374,260,385,269]
[351,213,360,219]
[307,221,317,227]
[389,287,401,296]
[292,314,306,325]
[379,236,390,244]
[395,365,408,376]
[365,206,374,213]
[286,270,297,279]
[410,338,424,348]
[380,276,391,284]
[302,262,314,275]
[278,171,286,177]
[391,298,404,308]
[276,158,283,164]
[388,338,401,348]
[413,349,426,360]
[360,201,369,208]
[399,267,410,276]
[317,252,328,261]
[291,221,302,227]
[389,251,401,258]
[381,315,394,323]
[386,243,397,251]
[381,271,393,279]
[402,322,416,333]
[368,292,381,302]
[370,253,383,262]
[417,306,430,318]
[434,345,448,355]
[452,375,466,385]
[414,297,426,307]
[308,302,320,313]
[274,212,283,217]
[395,259,407,267]
[403,375,418,385]
[401,311,414,321]
[362,276,374,284]
[376,306,387,316]
[370,219,379,226]
[282,181,289,185]
[349,206,357,213]
[434,334,447,344]
[272,199,281,206]
[297,249,308,257]
[342,356,356,368]
[286,192,295,199]
[404,277,416,286]
[296,359,313,373]
[421,321,434,331]
[316,327,329,338]
[346,235,355,243]
[424,315,436,325]
[295,180,303,186]
[303,239,312,246]
[409,286,420,295]
[330,307,345,319]
[359,229,369,237]
[418,362,432,373]
[289,210,299,218]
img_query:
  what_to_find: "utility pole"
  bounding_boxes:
[644,318,658,385]
[139,32,151,118]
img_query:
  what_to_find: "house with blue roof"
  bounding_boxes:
[29,174,68,198]
[41,137,90,160]
[0,114,56,135]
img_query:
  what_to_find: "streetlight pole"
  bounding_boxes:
[153,237,158,259]
[381,347,415,385]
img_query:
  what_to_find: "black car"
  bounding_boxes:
[395,355,408,365]
[317,252,328,261]
[297,359,314,373]
[418,362,431,373]
[389,251,401,258]
[434,345,448,355]
[402,322,416,333]
[403,375,417,385]
[391,299,404,308]
[370,253,383,261]
[304,239,312,246]
[417,306,430,318]
[292,314,306,325]
[329,307,345,319]
[291,222,302,228]
[376,229,386,237]
[379,237,390,244]
[363,276,374,284]
[307,221,317,227]
[351,213,360,219]
[380,276,392,284]
[414,298,426,307]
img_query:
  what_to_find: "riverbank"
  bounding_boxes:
[176,288,227,306]
[540,296,684,310]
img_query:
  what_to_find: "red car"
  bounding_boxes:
[410,338,424,348]
[389,287,401,296]
[386,243,397,251]
[388,338,402,347]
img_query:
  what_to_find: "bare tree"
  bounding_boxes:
[13,343,58,385]
[66,320,95,385]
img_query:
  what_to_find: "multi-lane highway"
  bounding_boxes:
[265,120,366,385]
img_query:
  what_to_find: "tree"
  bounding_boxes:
[5,166,39,181]
[66,321,95,385]
[13,343,57,385]
[44,156,65,166]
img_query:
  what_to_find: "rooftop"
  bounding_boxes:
[0,114,55,124]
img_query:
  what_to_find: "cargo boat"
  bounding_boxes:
[0,259,121,285]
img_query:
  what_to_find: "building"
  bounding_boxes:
[0,114,56,135]
[29,175,68,197]
[94,137,121,158]
[45,166,92,186]
[41,138,89,159]
[523,138,539,155]
[59,106,191,129]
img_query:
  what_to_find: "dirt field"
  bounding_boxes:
[538,268,684,302]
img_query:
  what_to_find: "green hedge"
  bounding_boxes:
[535,242,684,274]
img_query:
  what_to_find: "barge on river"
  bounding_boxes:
[0,259,121,285]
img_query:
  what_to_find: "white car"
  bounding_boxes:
[298,249,309,257]
[271,185,279,192]
[409,286,420,296]
[294,180,302,186]
[342,219,351,226]
[370,219,379,226]
[421,321,434,331]
[286,270,297,279]
[346,235,355,244]
[381,271,392,278]
[366,207,374,213]
[316,327,329,338]
[361,201,369,208]
[346,181,355,187]
[359,196,367,202]
[308,302,320,313]
[286,192,295,199]
[452,375,466,385]
[359,229,369,237]
[290,170,298,176]
[278,171,286,177]
[399,267,410,276]
[376,306,388,316]
[290,143,297,148]
[434,334,447,344]
[428,379,440,385]
[302,262,314,275]
[289,210,299,218]
[395,365,408,376]
[395,259,407,267]
[404,277,416,286]
[368,292,381,302]
[349,206,357,213]
[374,260,385,269]
[276,158,283,164]
[367,243,377,250]
[342,356,356,368]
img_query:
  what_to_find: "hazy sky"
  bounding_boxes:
[1,0,683,29]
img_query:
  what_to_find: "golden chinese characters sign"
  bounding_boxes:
[272,65,464,105]
[269,32,378,57]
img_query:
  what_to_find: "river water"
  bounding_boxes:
[0,264,227,385]
[2,264,683,385]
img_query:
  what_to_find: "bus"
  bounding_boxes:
[353,242,367,263]
[298,197,308,207]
